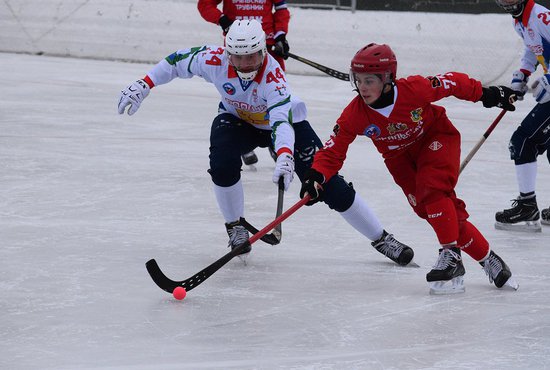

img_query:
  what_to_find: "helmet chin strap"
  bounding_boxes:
[368,82,395,109]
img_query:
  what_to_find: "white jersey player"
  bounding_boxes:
[118,20,414,266]
[494,0,550,231]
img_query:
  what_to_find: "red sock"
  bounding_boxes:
[458,221,490,261]
[425,197,459,245]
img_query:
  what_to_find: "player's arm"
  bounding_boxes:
[118,46,214,115]
[197,0,224,24]
[273,0,290,35]
[299,109,358,204]
[417,73,516,111]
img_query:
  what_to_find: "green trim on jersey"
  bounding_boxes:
[165,46,205,66]
[267,96,291,113]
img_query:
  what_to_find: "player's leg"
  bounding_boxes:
[208,113,264,255]
[293,120,414,265]
[495,103,550,231]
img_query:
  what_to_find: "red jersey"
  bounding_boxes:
[312,72,483,181]
[197,0,290,42]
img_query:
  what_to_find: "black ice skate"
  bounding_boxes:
[225,220,251,262]
[542,206,550,226]
[495,195,541,232]
[241,150,258,166]
[426,247,465,295]
[480,251,519,290]
[371,230,415,266]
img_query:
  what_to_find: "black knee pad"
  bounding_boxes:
[509,128,538,164]
[322,174,356,212]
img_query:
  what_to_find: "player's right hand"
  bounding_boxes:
[219,15,233,34]
[118,79,150,115]
[510,69,529,101]
[299,168,325,206]
[480,85,517,111]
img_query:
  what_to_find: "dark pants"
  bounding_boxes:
[509,102,550,165]
[208,113,355,212]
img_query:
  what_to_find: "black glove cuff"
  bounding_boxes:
[481,87,497,108]
[275,34,286,43]
[219,15,233,33]
[304,168,324,184]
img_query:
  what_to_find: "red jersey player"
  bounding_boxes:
[198,0,290,70]
[300,43,520,294]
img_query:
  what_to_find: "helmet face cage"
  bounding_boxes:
[225,19,267,80]
[495,0,526,16]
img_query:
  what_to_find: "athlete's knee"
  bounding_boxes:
[509,127,537,164]
[322,174,356,212]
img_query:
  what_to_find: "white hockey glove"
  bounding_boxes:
[118,79,150,115]
[510,70,529,100]
[272,152,295,191]
[532,74,550,104]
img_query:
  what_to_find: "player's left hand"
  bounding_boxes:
[273,34,290,60]
[480,85,517,111]
[272,152,294,191]
[532,74,550,104]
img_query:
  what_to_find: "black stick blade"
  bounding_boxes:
[146,244,247,294]
[146,259,181,293]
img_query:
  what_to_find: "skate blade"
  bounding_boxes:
[542,219,550,226]
[244,164,257,172]
[406,260,420,268]
[428,276,465,295]
[495,220,541,233]
[501,277,519,291]
[237,252,251,265]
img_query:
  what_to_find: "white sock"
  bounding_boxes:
[515,162,537,195]
[213,180,244,223]
[339,194,384,241]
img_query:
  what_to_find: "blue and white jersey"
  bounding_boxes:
[513,1,550,73]
[146,45,307,154]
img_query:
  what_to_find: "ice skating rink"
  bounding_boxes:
[1,51,550,369]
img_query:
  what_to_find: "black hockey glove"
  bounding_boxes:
[219,15,233,34]
[273,34,290,60]
[299,168,325,206]
[480,86,517,111]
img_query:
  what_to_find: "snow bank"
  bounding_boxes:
[0,0,524,84]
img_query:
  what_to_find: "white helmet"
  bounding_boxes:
[225,19,267,81]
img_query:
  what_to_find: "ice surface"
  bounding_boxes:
[2,22,550,370]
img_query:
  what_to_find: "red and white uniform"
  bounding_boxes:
[312,72,491,260]
[512,0,550,74]
[198,0,290,41]
[144,45,306,155]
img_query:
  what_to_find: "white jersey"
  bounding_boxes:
[513,2,550,73]
[146,45,307,154]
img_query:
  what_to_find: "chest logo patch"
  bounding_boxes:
[387,122,408,134]
[410,108,423,122]
[223,83,236,95]
[364,124,381,138]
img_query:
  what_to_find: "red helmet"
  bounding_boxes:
[350,43,397,84]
